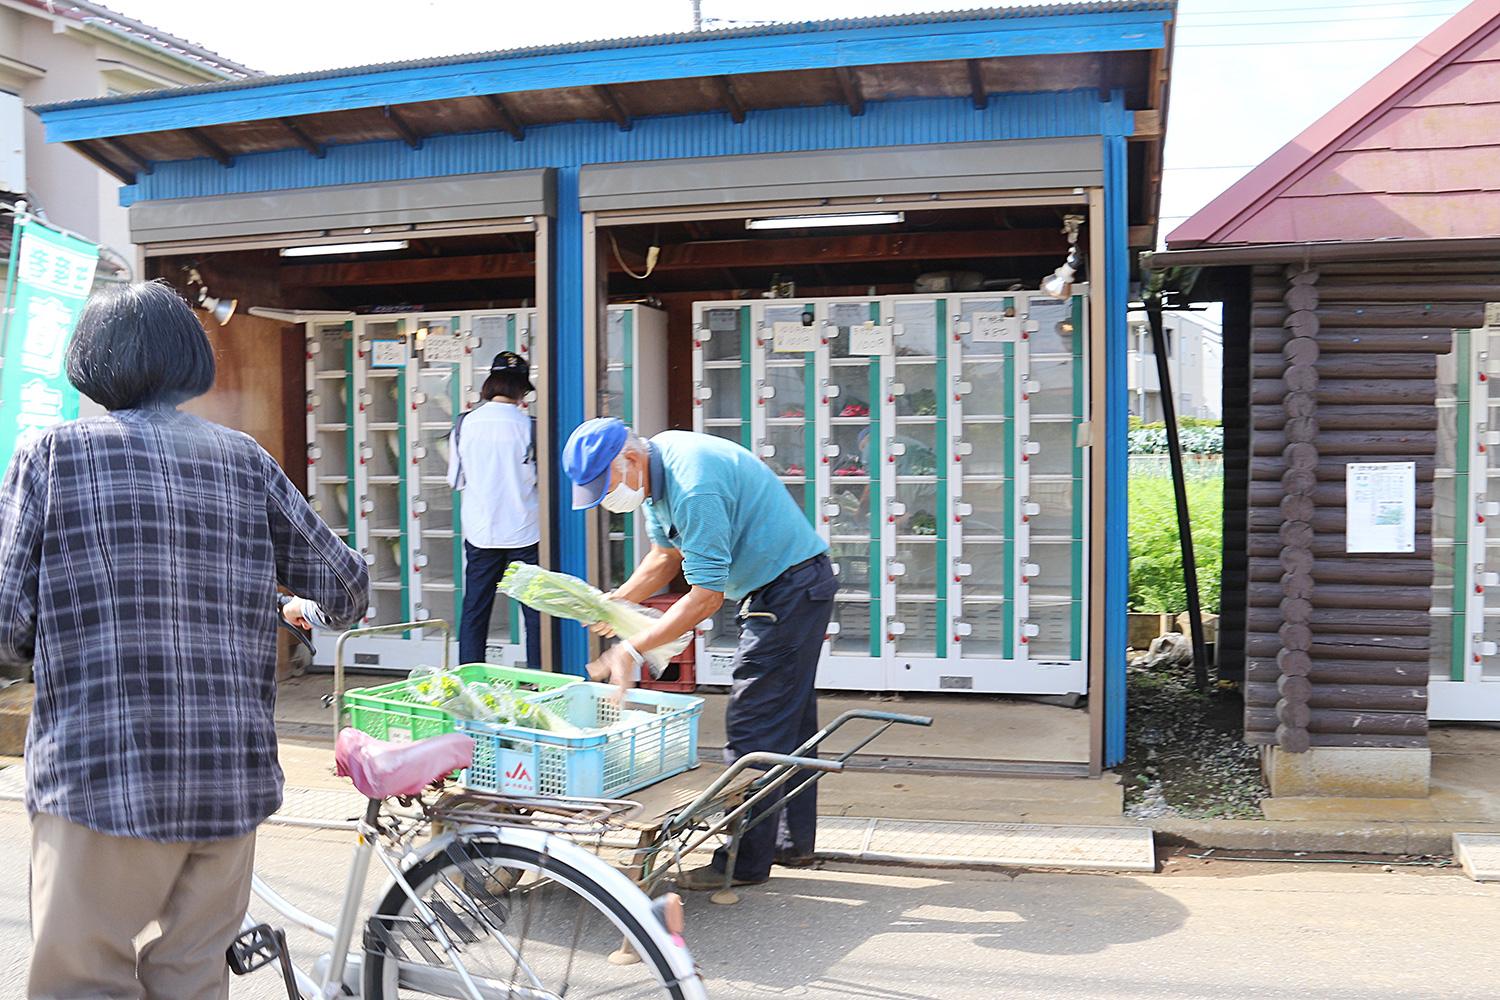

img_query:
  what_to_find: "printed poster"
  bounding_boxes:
[1346,461,1415,554]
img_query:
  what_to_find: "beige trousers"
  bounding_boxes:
[28,812,256,1000]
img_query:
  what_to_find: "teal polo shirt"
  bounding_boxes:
[643,431,828,601]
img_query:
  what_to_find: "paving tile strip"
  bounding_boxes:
[0,767,1155,872]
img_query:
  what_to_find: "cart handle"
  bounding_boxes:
[663,752,842,836]
[790,709,933,762]
[326,620,452,736]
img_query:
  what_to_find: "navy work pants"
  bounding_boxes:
[460,541,541,668]
[714,554,837,881]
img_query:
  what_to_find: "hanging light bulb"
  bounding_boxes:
[1041,214,1086,299]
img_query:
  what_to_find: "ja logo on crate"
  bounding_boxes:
[500,751,537,794]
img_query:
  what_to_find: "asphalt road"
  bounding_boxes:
[2,804,1498,999]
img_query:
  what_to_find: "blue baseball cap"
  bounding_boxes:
[564,417,630,510]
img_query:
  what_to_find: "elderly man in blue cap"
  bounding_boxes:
[564,418,835,890]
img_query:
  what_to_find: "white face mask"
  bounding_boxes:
[601,466,645,513]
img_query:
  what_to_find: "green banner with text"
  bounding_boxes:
[0,217,98,469]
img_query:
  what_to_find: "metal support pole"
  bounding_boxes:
[1145,300,1209,691]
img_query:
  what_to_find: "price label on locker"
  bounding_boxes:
[370,339,408,368]
[707,308,740,333]
[423,334,466,363]
[971,312,1020,343]
[849,322,893,355]
[773,321,819,353]
[1486,302,1500,329]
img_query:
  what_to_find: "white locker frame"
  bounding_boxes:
[600,304,670,591]
[306,308,537,672]
[1431,321,1500,720]
[690,289,1090,695]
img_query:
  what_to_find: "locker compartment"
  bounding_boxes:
[781,482,809,516]
[892,540,939,592]
[417,370,458,424]
[1026,478,1078,537]
[958,541,1005,598]
[890,424,938,477]
[367,482,403,533]
[830,600,872,655]
[698,307,747,362]
[599,365,626,419]
[1025,296,1078,355]
[1025,601,1077,660]
[892,361,938,417]
[892,481,940,537]
[365,430,401,480]
[369,588,407,627]
[957,481,1007,538]
[418,427,452,480]
[704,422,746,447]
[825,300,879,360]
[702,606,740,654]
[313,481,351,529]
[1028,540,1077,603]
[827,364,875,415]
[312,325,352,371]
[313,382,350,426]
[831,543,873,597]
[701,367,743,421]
[762,424,809,477]
[371,537,403,586]
[959,602,1006,657]
[829,424,872,479]
[959,420,1007,477]
[605,308,627,359]
[419,537,459,589]
[1027,355,1077,417]
[890,299,940,358]
[959,360,1006,416]
[1026,419,1077,477]
[419,588,457,630]
[954,298,1013,357]
[891,601,939,656]
[827,483,873,536]
[764,364,810,418]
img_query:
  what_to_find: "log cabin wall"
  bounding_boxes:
[1243,259,1493,752]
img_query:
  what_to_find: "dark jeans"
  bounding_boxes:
[713,554,836,881]
[460,541,541,668]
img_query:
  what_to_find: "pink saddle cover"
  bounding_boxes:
[335,727,475,799]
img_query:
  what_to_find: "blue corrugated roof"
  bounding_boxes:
[36,2,1174,114]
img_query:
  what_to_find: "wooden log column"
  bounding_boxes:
[1277,266,1319,753]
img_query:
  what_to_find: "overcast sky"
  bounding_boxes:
[112,0,1473,239]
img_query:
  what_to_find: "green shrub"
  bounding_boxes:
[1129,425,1223,455]
[1129,474,1223,615]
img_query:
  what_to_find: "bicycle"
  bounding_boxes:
[234,616,706,999]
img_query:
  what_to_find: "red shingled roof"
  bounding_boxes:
[1166,0,1500,249]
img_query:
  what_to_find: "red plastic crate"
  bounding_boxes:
[640,593,698,693]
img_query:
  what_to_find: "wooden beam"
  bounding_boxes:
[594,85,632,131]
[1129,224,1156,247]
[481,94,525,141]
[100,137,151,175]
[383,106,423,149]
[282,252,536,288]
[278,117,325,158]
[834,67,865,117]
[285,229,1067,288]
[714,76,747,124]
[184,127,233,167]
[1131,109,1163,141]
[69,140,135,184]
[967,60,987,110]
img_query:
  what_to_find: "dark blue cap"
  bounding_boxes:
[563,417,629,510]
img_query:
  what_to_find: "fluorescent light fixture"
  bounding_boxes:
[746,211,905,231]
[279,240,410,257]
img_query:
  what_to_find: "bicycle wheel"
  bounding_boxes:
[363,835,698,999]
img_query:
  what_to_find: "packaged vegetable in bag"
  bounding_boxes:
[498,563,690,677]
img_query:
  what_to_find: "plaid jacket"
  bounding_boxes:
[0,408,369,842]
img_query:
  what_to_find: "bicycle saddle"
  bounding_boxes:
[335,727,474,799]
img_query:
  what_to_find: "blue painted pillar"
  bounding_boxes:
[551,166,589,675]
[1103,132,1130,766]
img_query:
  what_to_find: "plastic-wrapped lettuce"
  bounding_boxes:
[498,563,690,677]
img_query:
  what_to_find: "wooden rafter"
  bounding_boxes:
[383,106,424,150]
[184,127,233,167]
[279,118,325,158]
[1130,110,1163,141]
[282,228,1066,288]
[482,94,525,141]
[714,76,746,124]
[834,67,865,117]
[101,137,151,175]
[967,60,988,110]
[594,85,632,131]
[70,140,135,184]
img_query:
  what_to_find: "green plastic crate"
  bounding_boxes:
[343,664,579,744]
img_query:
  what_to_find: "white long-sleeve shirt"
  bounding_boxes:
[445,401,540,549]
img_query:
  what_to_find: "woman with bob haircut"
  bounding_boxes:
[0,280,370,999]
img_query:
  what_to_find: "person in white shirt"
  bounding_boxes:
[447,351,541,666]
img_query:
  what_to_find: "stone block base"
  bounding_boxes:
[1264,746,1430,799]
[0,682,33,756]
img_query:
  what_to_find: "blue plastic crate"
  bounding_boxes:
[458,683,703,798]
